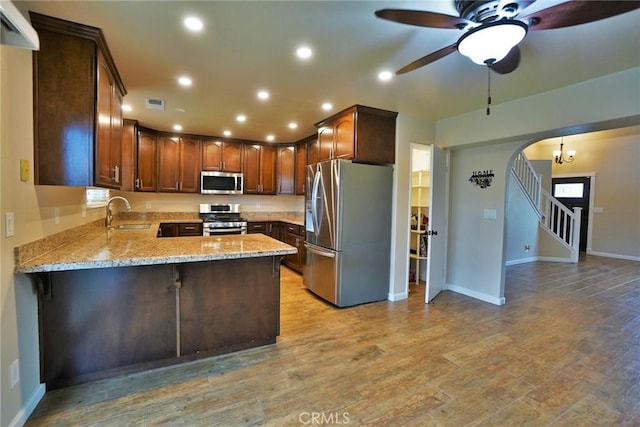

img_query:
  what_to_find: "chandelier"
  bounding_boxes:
[553,140,576,164]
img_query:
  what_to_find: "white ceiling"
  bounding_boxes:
[16,1,640,143]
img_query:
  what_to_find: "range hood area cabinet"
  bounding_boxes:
[201,139,243,173]
[311,105,398,165]
[31,12,126,188]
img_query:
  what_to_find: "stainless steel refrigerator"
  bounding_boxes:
[304,159,393,307]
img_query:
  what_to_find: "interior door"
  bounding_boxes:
[426,145,447,303]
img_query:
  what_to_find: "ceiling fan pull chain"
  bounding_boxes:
[486,64,492,116]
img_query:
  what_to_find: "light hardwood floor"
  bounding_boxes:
[27,255,639,426]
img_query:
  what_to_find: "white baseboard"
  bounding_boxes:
[506,256,538,266]
[445,284,506,306]
[537,256,574,263]
[588,251,640,262]
[388,291,408,301]
[8,383,45,427]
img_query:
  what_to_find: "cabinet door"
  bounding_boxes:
[222,142,243,172]
[157,135,180,192]
[277,145,295,195]
[243,144,261,194]
[307,135,319,166]
[120,119,136,192]
[137,130,157,191]
[260,145,277,195]
[317,126,334,162]
[179,137,200,193]
[201,140,223,171]
[295,140,307,194]
[333,113,355,160]
[95,51,119,188]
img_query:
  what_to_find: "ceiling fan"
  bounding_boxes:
[376,0,640,75]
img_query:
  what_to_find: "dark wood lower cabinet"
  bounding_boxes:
[36,257,281,390]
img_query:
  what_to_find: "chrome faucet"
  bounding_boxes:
[105,196,132,228]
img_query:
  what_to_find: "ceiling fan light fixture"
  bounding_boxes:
[457,19,527,65]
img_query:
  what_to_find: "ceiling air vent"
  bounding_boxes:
[145,98,165,110]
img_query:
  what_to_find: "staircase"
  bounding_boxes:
[511,152,582,263]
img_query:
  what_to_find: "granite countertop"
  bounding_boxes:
[15,219,297,274]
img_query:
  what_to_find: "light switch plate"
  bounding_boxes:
[5,212,15,237]
[483,209,497,219]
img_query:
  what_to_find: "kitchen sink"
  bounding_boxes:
[115,223,152,229]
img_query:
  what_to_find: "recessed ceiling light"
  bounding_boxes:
[257,90,270,100]
[266,135,275,142]
[178,76,192,87]
[184,16,203,32]
[288,122,298,129]
[236,114,247,123]
[321,102,333,111]
[173,124,183,131]
[296,45,313,59]
[378,70,393,81]
[122,104,132,112]
[223,130,232,137]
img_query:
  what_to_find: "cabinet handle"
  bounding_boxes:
[113,165,120,183]
[184,226,195,230]
[135,178,140,189]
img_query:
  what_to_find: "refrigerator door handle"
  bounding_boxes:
[304,243,336,258]
[311,169,322,235]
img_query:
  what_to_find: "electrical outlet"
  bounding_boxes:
[145,201,152,209]
[81,205,87,217]
[5,212,15,237]
[524,245,531,252]
[10,359,19,389]
[54,208,60,224]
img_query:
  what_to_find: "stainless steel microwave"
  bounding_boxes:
[200,171,243,194]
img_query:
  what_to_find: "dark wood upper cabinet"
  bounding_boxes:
[30,12,126,187]
[277,145,295,195]
[201,139,243,173]
[136,129,157,192]
[157,135,200,193]
[314,105,398,164]
[120,119,137,192]
[296,135,312,193]
[243,144,276,195]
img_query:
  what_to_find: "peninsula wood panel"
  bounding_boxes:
[179,258,280,355]
[39,265,176,389]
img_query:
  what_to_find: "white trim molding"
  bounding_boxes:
[8,383,45,427]
[445,284,506,306]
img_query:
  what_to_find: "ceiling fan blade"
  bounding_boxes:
[396,43,458,75]
[521,1,640,31]
[375,9,471,29]
[491,47,521,74]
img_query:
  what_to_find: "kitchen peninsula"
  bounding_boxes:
[14,218,297,390]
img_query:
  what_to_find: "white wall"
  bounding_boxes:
[505,173,539,265]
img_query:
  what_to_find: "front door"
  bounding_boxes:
[552,176,591,252]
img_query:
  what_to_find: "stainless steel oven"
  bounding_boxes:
[199,203,247,236]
